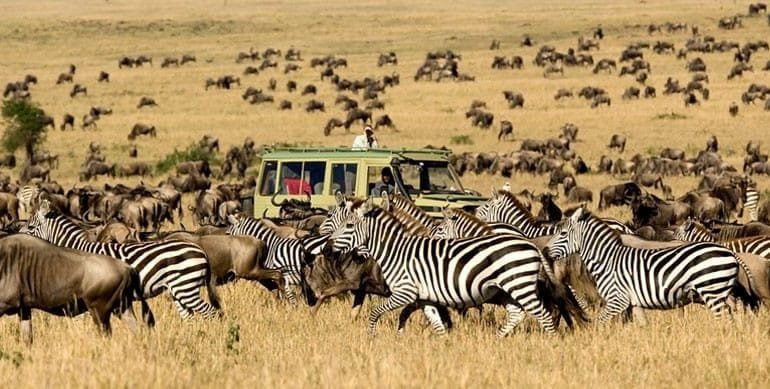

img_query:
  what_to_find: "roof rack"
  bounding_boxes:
[263,145,452,155]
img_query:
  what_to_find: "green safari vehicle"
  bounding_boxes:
[252,146,487,218]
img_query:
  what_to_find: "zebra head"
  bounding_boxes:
[433,208,459,239]
[21,199,53,239]
[319,192,356,235]
[545,206,588,260]
[672,218,714,242]
[331,198,375,253]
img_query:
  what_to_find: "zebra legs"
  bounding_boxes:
[168,280,220,319]
[368,287,417,335]
[597,295,631,324]
[498,304,525,337]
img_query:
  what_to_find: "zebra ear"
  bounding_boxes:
[501,182,512,192]
[573,206,591,221]
[38,199,51,215]
[334,190,344,205]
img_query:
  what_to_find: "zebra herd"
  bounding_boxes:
[3,184,766,343]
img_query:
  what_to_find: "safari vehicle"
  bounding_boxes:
[253,146,487,218]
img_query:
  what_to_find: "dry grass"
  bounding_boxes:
[2,0,770,386]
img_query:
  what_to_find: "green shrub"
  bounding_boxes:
[155,142,218,174]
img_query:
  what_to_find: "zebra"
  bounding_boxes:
[437,208,525,239]
[480,190,635,236]
[226,214,330,304]
[16,184,41,216]
[331,199,573,337]
[545,207,739,324]
[319,192,365,235]
[23,201,220,319]
[744,184,759,221]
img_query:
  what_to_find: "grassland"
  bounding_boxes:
[2,0,770,387]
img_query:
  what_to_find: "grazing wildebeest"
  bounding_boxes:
[20,164,50,184]
[554,88,573,100]
[176,160,211,177]
[622,86,641,99]
[39,115,55,130]
[135,55,152,67]
[0,234,150,345]
[161,57,179,68]
[286,80,297,92]
[118,56,136,68]
[591,94,611,108]
[684,92,700,107]
[607,134,626,153]
[598,182,642,209]
[301,84,317,96]
[82,114,98,130]
[56,73,73,84]
[498,120,514,141]
[729,102,739,116]
[324,118,345,136]
[374,114,394,130]
[117,162,151,177]
[643,85,656,98]
[181,54,196,65]
[137,96,157,108]
[98,71,110,83]
[503,90,525,108]
[344,109,372,129]
[127,123,157,140]
[90,106,113,118]
[279,100,292,110]
[80,161,116,181]
[284,63,301,74]
[59,114,75,131]
[305,99,325,113]
[243,66,259,76]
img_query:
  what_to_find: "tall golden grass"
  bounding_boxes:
[2,0,770,386]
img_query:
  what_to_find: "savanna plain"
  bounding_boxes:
[1,0,770,387]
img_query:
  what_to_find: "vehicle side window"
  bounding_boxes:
[305,162,326,195]
[259,161,277,195]
[331,163,357,195]
[368,166,395,196]
[280,162,306,195]
[279,161,327,195]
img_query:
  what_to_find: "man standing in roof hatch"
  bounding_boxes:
[352,125,380,149]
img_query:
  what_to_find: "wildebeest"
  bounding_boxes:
[82,114,98,130]
[161,57,179,68]
[498,120,514,141]
[729,102,739,116]
[324,118,345,136]
[80,161,116,181]
[127,123,157,140]
[60,113,75,130]
[90,106,113,118]
[117,162,151,177]
[503,90,525,108]
[0,234,150,345]
[644,86,656,98]
[591,94,611,108]
[684,92,700,107]
[20,164,50,184]
[344,108,372,129]
[301,84,317,96]
[56,73,73,84]
[137,96,157,108]
[554,88,573,100]
[98,71,110,83]
[118,56,136,68]
[598,182,642,209]
[305,99,325,113]
[374,114,394,130]
[129,145,138,158]
[177,160,212,177]
[622,86,640,99]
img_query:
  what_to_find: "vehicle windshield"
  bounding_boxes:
[394,160,465,195]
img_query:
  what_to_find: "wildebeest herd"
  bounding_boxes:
[3,2,770,345]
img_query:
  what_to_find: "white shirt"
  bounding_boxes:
[352,134,379,149]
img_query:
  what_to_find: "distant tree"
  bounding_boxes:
[1,99,48,163]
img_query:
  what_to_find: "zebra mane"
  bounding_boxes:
[496,190,538,224]
[389,194,436,226]
[682,219,716,239]
[445,208,493,234]
[573,211,622,242]
[41,211,90,237]
[362,205,415,233]
[389,207,432,236]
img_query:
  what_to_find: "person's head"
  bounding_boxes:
[381,167,393,183]
[364,126,374,138]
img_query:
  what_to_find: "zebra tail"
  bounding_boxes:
[130,268,155,328]
[734,255,760,311]
[205,269,223,312]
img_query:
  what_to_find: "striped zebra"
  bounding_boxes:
[23,201,220,319]
[332,199,563,337]
[480,190,634,237]
[16,185,41,215]
[319,193,365,235]
[674,218,770,258]
[437,208,524,239]
[744,185,759,221]
[545,207,739,323]
[226,215,330,303]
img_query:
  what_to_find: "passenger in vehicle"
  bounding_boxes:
[371,167,395,196]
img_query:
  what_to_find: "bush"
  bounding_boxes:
[449,135,474,145]
[155,142,218,174]
[1,99,48,162]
